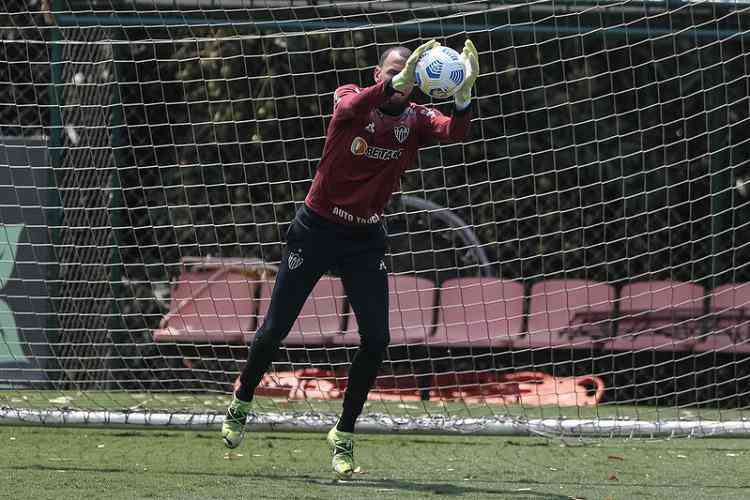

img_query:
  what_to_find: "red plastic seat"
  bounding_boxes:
[617,280,705,351]
[256,275,345,346]
[334,275,438,346]
[153,268,256,344]
[431,277,524,348]
[700,283,750,352]
[526,280,615,349]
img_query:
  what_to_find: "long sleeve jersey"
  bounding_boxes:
[305,78,472,225]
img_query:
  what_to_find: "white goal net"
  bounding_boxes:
[1,0,750,436]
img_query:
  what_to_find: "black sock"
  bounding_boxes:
[336,411,356,433]
[235,382,253,403]
[336,344,385,433]
[234,338,279,404]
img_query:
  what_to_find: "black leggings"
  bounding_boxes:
[237,205,389,431]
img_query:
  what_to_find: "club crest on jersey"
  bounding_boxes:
[365,122,375,134]
[288,249,303,270]
[394,124,410,144]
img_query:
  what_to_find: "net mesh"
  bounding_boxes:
[1,0,750,434]
[53,26,115,388]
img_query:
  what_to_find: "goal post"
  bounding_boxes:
[1,0,750,436]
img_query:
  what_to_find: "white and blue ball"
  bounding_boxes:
[415,46,465,99]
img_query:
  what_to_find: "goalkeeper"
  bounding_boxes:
[222,39,479,479]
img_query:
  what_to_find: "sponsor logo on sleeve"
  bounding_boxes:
[333,86,361,110]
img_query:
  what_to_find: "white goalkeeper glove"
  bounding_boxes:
[391,39,440,94]
[454,39,479,111]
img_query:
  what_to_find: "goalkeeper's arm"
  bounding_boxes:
[418,39,478,143]
[333,39,439,120]
[332,81,396,121]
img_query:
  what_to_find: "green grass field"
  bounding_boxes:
[3,424,750,499]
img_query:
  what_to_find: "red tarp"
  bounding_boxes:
[239,368,604,406]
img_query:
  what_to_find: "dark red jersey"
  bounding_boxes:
[305,78,472,225]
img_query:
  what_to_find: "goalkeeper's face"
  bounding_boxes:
[375,52,410,108]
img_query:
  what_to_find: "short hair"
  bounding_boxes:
[378,46,411,66]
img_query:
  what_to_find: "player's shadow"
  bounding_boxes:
[12,464,750,497]
[322,477,571,498]
[4,464,569,498]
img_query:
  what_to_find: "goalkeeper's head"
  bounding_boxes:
[374,46,412,114]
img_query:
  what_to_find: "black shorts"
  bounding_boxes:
[254,204,390,347]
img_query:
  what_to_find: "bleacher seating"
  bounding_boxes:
[153,258,347,346]
[256,275,346,346]
[152,261,258,344]
[153,259,749,355]
[334,274,438,345]
[431,277,524,348]
[526,279,616,349]
[616,280,705,351]
[700,283,750,352]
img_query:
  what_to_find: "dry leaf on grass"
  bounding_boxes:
[607,472,618,481]
[48,397,73,404]
[607,455,624,461]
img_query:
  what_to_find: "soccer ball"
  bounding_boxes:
[415,46,466,99]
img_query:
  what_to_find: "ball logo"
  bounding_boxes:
[350,136,368,156]
[449,68,465,86]
[425,59,444,79]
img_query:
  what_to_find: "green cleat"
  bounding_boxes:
[221,396,252,449]
[326,427,355,479]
